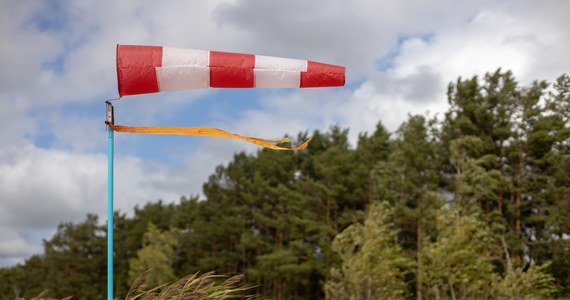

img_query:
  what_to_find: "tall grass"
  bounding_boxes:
[125,270,254,300]
[20,270,254,300]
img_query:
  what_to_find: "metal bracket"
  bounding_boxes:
[105,101,114,127]
[105,97,121,128]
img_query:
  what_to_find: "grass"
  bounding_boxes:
[20,270,255,300]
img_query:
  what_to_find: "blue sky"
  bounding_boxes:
[1,0,569,266]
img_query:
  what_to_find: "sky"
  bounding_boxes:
[1,0,569,266]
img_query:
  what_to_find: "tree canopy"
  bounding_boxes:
[0,71,568,300]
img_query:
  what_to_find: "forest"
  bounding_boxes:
[0,70,569,299]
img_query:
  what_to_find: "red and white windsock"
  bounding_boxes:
[116,45,345,96]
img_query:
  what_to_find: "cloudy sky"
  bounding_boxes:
[1,0,569,266]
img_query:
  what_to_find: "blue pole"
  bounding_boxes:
[107,127,114,300]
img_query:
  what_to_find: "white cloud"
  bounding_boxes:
[0,140,208,265]
[0,1,62,92]
[0,228,50,266]
[391,1,570,84]
[215,0,502,76]
[218,0,570,145]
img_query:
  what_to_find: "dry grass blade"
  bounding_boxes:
[129,281,170,300]
[140,292,158,300]
[157,273,197,299]
[127,269,152,299]
[30,290,49,300]
[223,275,244,287]
[172,272,214,299]
[187,271,216,292]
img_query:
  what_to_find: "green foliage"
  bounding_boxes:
[422,204,498,299]
[325,202,414,300]
[42,214,106,299]
[495,262,556,299]
[373,114,443,299]
[128,223,179,288]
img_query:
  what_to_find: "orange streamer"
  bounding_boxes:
[109,124,312,151]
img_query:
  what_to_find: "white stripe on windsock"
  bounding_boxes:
[254,70,302,88]
[162,47,209,67]
[254,55,307,88]
[156,66,210,91]
[157,47,210,91]
[254,55,307,71]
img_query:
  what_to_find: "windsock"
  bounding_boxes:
[117,45,345,96]
[111,45,345,150]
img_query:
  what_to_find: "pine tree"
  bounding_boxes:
[0,255,48,300]
[128,223,179,288]
[42,214,106,299]
[528,74,570,294]
[422,204,498,299]
[373,115,442,299]
[326,201,414,300]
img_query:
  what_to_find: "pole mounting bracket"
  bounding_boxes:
[105,101,114,127]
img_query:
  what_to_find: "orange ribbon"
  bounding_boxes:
[109,124,312,151]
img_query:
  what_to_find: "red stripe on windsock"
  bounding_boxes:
[210,51,255,88]
[117,45,163,96]
[300,61,345,88]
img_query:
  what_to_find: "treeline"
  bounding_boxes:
[0,70,568,299]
